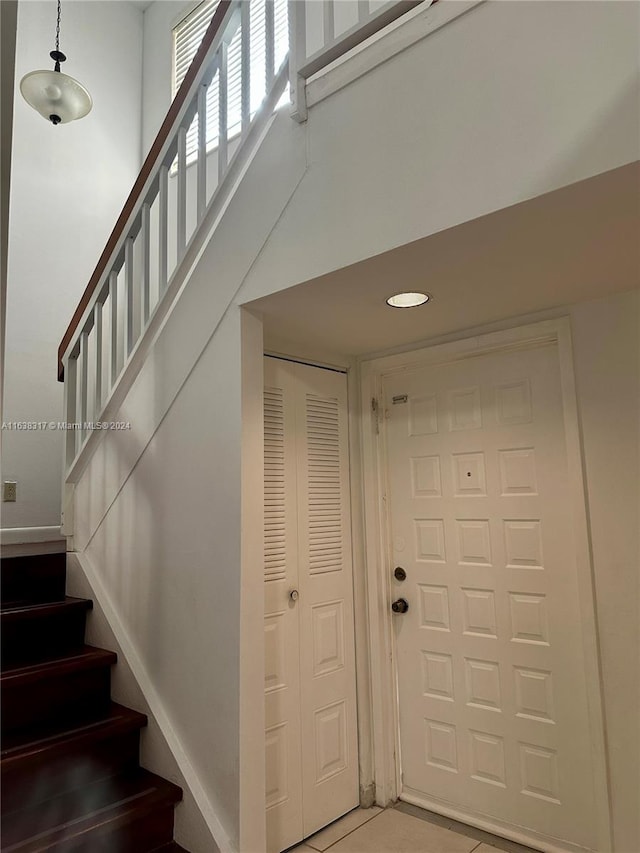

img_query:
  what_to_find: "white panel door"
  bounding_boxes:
[384,343,599,851]
[264,358,359,853]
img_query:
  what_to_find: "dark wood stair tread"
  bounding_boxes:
[1,702,147,768]
[0,599,32,612]
[1,554,185,848]
[1,596,92,620]
[1,645,117,682]
[1,767,182,848]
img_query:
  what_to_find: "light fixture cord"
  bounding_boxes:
[51,0,64,71]
[55,0,61,54]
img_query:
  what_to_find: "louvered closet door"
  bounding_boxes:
[293,362,359,837]
[264,361,303,853]
[264,358,359,852]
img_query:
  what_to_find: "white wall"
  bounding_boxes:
[2,0,143,535]
[569,290,640,853]
[142,0,186,157]
[1,0,18,415]
[81,307,245,850]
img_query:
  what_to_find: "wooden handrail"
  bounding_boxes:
[57,0,232,381]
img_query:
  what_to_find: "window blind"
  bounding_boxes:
[173,0,289,162]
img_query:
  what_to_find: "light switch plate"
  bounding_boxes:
[3,481,17,502]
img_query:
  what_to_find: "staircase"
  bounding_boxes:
[0,553,187,851]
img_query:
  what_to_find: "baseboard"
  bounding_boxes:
[400,788,592,853]
[1,526,66,556]
[69,550,233,853]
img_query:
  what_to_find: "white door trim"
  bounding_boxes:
[359,317,612,853]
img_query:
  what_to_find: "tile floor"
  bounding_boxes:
[289,802,541,853]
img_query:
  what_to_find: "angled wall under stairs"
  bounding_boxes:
[0,552,188,852]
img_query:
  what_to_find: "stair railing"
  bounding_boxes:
[58,0,429,480]
[58,0,289,473]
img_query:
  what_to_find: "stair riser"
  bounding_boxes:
[1,730,141,815]
[2,666,112,735]
[1,609,89,668]
[76,805,176,853]
[1,553,66,605]
[6,804,176,852]
[95,806,174,853]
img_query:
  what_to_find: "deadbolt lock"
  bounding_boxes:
[394,566,407,582]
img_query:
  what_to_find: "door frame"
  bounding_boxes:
[358,317,612,853]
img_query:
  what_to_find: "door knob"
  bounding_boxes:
[289,589,299,602]
[392,598,409,614]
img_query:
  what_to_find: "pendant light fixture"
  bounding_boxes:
[20,0,92,125]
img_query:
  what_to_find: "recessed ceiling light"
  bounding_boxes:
[386,291,431,308]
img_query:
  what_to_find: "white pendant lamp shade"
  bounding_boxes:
[20,0,92,126]
[20,68,92,125]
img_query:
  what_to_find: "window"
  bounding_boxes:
[172,0,289,161]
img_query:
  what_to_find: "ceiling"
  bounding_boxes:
[248,162,639,358]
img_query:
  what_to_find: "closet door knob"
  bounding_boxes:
[289,589,299,602]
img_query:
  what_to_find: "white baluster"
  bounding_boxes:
[109,270,119,386]
[241,0,251,136]
[125,236,135,356]
[80,330,89,444]
[218,42,228,180]
[141,203,151,325]
[159,165,168,292]
[177,127,187,257]
[265,0,275,89]
[64,354,78,467]
[323,0,335,44]
[197,85,208,222]
[289,0,308,122]
[94,301,103,416]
